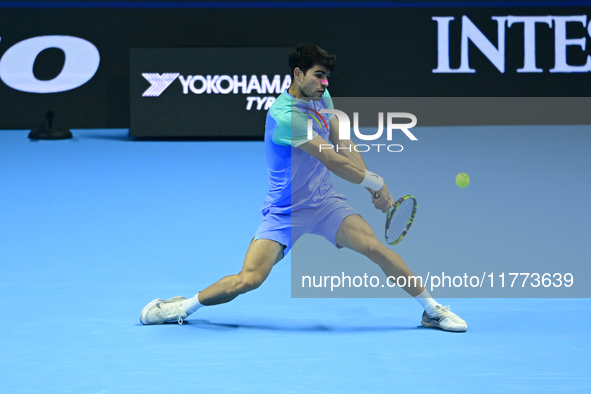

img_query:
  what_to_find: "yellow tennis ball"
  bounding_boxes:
[456,173,470,188]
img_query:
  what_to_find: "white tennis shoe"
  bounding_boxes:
[140,296,188,325]
[421,305,467,332]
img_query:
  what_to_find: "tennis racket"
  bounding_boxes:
[374,193,417,245]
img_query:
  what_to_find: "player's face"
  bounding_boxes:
[294,65,330,100]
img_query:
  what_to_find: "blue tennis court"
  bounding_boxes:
[1,127,590,393]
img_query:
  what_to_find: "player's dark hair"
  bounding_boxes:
[289,44,336,75]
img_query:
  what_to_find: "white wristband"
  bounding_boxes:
[360,169,384,191]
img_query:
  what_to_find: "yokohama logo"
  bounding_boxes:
[142,73,179,97]
[140,72,291,110]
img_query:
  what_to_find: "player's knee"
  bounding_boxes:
[363,239,387,261]
[236,273,264,293]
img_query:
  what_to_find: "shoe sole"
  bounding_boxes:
[140,296,186,325]
[421,320,467,332]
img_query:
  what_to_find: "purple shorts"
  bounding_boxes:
[255,197,359,255]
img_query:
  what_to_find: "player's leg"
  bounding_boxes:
[139,238,284,325]
[198,238,284,305]
[335,214,467,332]
[335,214,424,296]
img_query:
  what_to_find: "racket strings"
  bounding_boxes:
[387,199,414,241]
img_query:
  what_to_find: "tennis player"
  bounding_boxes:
[140,44,467,332]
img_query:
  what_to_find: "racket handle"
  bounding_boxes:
[373,192,380,200]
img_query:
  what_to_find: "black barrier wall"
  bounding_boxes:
[0,5,590,131]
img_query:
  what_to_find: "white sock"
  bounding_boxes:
[414,289,440,316]
[180,292,204,315]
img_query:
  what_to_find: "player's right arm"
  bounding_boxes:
[299,135,391,212]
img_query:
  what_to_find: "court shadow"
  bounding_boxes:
[186,319,416,332]
[414,325,468,333]
[28,136,82,142]
[82,133,132,141]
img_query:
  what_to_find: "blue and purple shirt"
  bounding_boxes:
[260,89,346,215]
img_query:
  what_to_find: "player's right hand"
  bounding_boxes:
[372,183,393,213]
